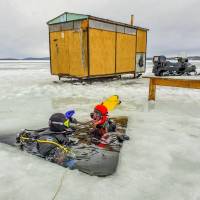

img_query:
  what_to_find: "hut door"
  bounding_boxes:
[116,33,136,73]
[50,32,69,75]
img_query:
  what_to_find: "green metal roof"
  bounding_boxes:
[47,12,149,31]
[47,12,88,25]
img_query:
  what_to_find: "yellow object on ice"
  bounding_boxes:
[64,119,70,128]
[102,95,121,111]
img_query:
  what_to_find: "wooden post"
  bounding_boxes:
[149,78,156,101]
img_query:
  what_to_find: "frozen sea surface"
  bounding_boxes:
[0,60,200,200]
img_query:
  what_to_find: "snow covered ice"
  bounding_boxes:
[0,60,200,200]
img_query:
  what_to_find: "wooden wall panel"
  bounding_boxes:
[61,32,70,74]
[89,29,115,76]
[50,32,60,75]
[50,31,69,75]
[116,33,136,73]
[68,30,88,77]
[136,30,147,53]
[50,30,88,77]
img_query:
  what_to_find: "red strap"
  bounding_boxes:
[97,143,106,148]
[95,115,107,126]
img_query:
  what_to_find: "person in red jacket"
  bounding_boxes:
[90,104,109,145]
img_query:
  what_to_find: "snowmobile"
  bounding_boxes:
[152,56,197,76]
[0,96,129,177]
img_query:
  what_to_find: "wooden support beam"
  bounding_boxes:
[149,78,156,101]
[144,76,200,101]
[153,78,200,89]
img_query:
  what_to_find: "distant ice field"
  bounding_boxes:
[0,60,200,200]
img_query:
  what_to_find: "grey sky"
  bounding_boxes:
[0,0,200,58]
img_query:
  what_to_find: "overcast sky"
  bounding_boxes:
[0,0,200,58]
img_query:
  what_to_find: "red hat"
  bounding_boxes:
[94,104,108,116]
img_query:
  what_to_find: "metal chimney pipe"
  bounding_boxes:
[131,15,134,26]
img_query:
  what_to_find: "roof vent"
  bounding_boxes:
[131,15,134,26]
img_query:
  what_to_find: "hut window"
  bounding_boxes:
[89,20,116,32]
[61,22,73,31]
[125,27,136,35]
[49,24,61,32]
[116,25,125,33]
[74,21,82,30]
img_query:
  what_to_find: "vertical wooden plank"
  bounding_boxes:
[50,32,60,75]
[134,30,138,77]
[87,28,90,77]
[116,33,136,73]
[68,30,81,76]
[89,29,115,76]
[115,31,117,73]
[136,29,147,53]
[48,29,52,75]
[149,78,156,101]
[61,31,69,75]
[68,30,88,77]
[50,31,70,75]
[82,29,89,77]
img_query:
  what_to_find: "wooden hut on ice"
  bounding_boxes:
[47,12,148,79]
